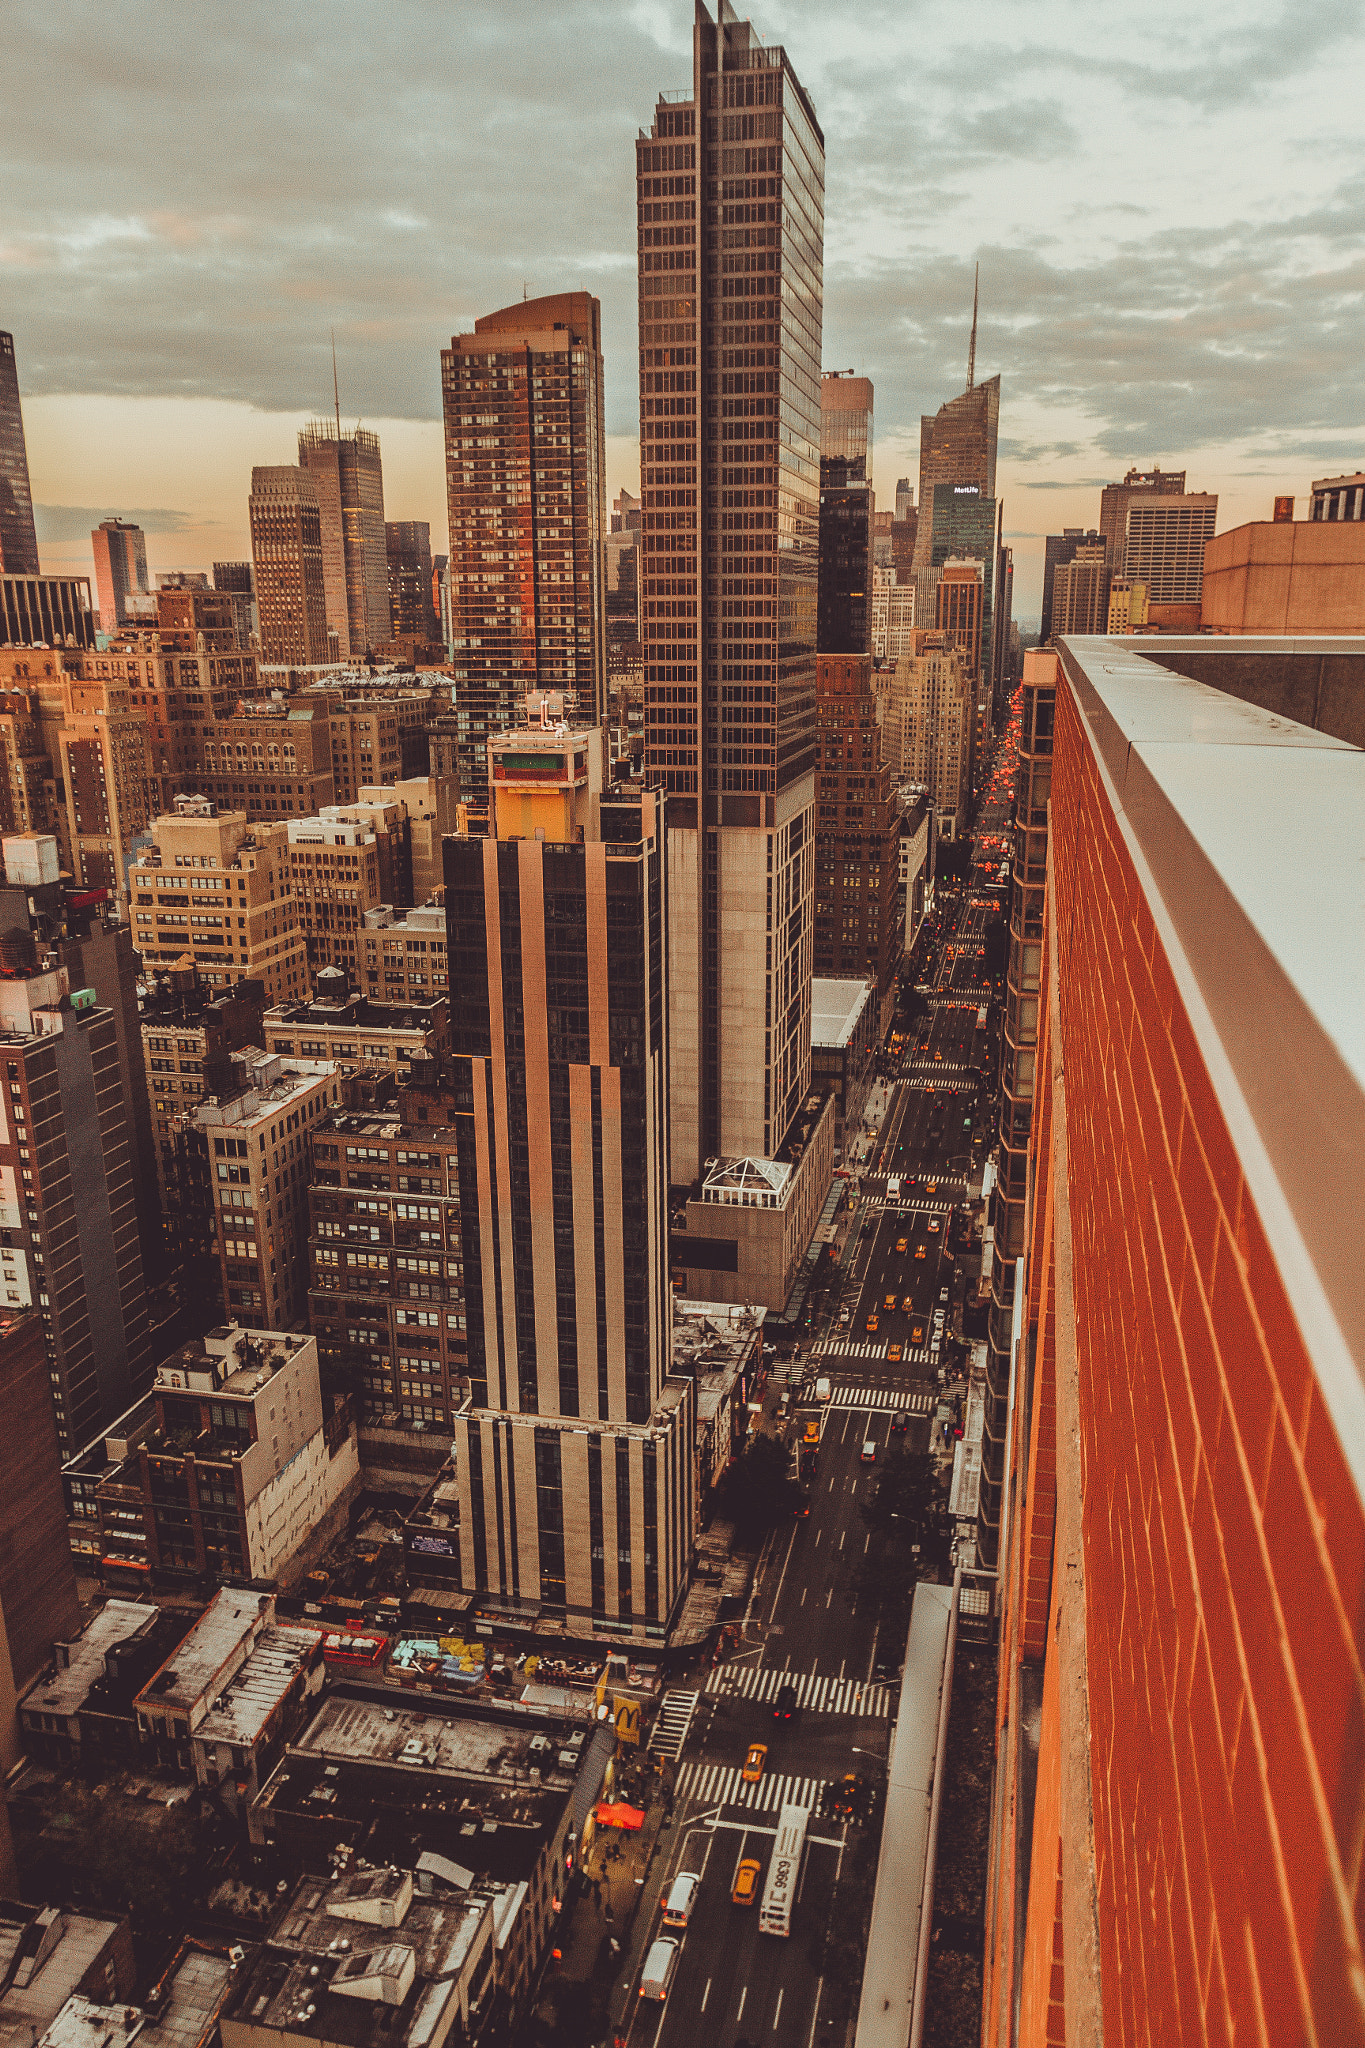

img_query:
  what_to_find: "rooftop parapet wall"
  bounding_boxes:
[1039,637,1365,2040]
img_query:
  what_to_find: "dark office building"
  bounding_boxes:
[0,573,95,649]
[385,519,440,645]
[0,334,40,577]
[818,372,873,657]
[213,561,255,593]
[0,1312,80,1753]
[638,2,824,1180]
[442,723,693,1637]
[0,942,153,1456]
[930,480,996,700]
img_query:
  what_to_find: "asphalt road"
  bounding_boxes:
[621,707,1025,2048]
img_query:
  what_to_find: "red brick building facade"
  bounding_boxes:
[984,644,1365,2043]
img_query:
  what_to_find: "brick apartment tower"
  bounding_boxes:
[439,292,607,799]
[442,724,693,1637]
[638,1,824,1182]
[982,640,1365,2043]
[0,333,40,576]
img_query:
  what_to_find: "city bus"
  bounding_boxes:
[759,1801,810,1937]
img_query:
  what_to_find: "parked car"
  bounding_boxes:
[640,1938,681,2001]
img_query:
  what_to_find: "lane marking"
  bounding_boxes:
[773,1988,785,2030]
[701,1979,710,2012]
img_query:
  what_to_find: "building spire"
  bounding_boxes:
[331,329,341,435]
[967,263,979,392]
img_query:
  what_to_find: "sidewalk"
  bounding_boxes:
[551,1765,673,1999]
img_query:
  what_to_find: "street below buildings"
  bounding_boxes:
[606,708,1023,2048]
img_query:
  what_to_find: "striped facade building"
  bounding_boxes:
[441,723,693,1639]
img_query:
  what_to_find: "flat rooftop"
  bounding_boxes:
[292,1692,584,1788]
[811,975,872,1049]
[191,1623,323,1748]
[22,1599,160,1719]
[136,1586,268,1716]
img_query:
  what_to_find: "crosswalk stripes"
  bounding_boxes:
[829,1386,934,1412]
[674,1761,827,1813]
[704,1664,892,1718]
[816,1339,888,1361]
[647,1689,700,1761]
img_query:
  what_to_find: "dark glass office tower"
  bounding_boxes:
[385,519,439,643]
[930,479,996,701]
[639,0,824,1180]
[818,372,873,655]
[0,334,40,576]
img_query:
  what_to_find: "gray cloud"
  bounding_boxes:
[34,504,196,542]
[2,0,1363,492]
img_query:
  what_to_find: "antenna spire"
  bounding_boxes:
[331,330,341,435]
[967,263,979,391]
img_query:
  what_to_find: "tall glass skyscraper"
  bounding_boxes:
[639,0,824,1180]
[929,479,996,699]
[298,421,389,660]
[0,333,40,576]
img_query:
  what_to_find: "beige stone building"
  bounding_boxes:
[56,671,153,905]
[886,633,973,839]
[262,989,447,1077]
[359,901,449,1001]
[130,798,308,1003]
[197,1054,342,1328]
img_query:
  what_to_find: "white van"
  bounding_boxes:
[662,1871,701,1930]
[814,1375,831,1403]
[640,1936,681,2001]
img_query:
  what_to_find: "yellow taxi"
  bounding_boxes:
[915,1244,927,1260]
[866,1313,879,1334]
[888,1342,903,1362]
[925,1180,937,1194]
[895,1237,908,1254]
[742,1742,768,1783]
[803,1417,821,1446]
[884,1294,896,1311]
[732,1857,762,1907]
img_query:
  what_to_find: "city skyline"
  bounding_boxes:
[5,0,1363,623]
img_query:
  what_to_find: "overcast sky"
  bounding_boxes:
[5,0,1363,624]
